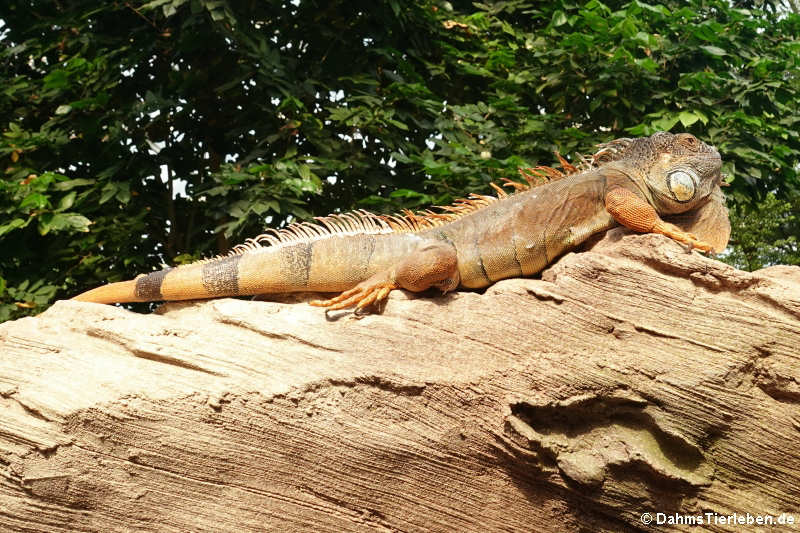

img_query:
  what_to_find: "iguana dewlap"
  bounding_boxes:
[73,132,730,312]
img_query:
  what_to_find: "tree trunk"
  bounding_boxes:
[1,230,799,532]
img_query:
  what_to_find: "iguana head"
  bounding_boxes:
[594,131,730,252]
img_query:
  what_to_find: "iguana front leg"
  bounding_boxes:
[604,186,714,252]
[309,241,460,312]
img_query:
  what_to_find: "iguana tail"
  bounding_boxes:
[72,279,144,303]
[71,257,230,304]
[71,231,424,304]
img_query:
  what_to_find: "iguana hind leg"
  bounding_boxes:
[604,186,714,252]
[310,241,460,312]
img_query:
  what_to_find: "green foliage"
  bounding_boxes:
[726,192,800,271]
[1,0,798,321]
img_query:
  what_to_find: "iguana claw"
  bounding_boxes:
[309,280,397,312]
[653,220,714,253]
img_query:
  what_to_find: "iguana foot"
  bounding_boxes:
[310,278,397,312]
[651,220,714,252]
[309,240,460,313]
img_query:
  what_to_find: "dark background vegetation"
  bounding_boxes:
[1,0,798,321]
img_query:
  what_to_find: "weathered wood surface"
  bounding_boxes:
[1,230,799,532]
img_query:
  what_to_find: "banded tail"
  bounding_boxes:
[72,254,246,304]
[71,229,425,305]
[72,279,144,303]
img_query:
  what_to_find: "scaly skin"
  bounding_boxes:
[73,132,730,312]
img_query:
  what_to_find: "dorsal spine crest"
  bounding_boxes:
[214,149,601,259]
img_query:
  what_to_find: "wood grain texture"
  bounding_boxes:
[1,230,799,532]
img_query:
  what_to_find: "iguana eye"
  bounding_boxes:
[667,170,697,202]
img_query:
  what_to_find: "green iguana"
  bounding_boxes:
[73,132,730,312]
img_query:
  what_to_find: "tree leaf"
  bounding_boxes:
[551,10,568,27]
[55,191,77,212]
[678,111,700,127]
[700,45,726,56]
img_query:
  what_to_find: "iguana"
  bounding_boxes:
[73,132,730,312]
